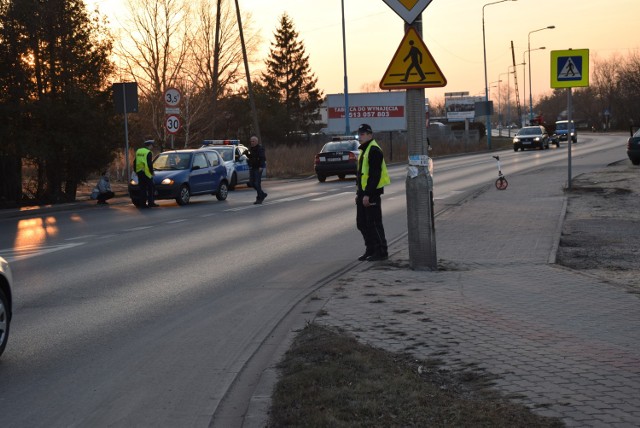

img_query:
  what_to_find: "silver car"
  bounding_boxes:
[0,256,13,357]
[202,141,250,190]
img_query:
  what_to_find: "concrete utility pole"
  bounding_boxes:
[405,15,437,270]
[234,0,261,141]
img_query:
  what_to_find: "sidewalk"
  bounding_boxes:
[312,169,640,427]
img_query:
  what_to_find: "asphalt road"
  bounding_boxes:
[0,132,626,427]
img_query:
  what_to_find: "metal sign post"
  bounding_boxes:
[550,49,589,190]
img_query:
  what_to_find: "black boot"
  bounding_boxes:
[358,249,373,261]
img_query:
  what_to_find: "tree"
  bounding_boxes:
[0,0,118,204]
[258,13,323,143]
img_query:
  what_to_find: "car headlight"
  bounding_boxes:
[534,137,541,142]
[513,138,520,143]
[161,178,174,185]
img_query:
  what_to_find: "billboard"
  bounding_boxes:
[445,94,483,122]
[326,92,407,134]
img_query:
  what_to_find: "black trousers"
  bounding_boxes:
[356,194,388,255]
[137,173,155,206]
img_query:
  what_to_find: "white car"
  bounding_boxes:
[0,256,13,357]
[201,140,251,190]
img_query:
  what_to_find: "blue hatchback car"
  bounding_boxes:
[129,149,229,206]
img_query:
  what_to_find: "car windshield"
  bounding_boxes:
[154,153,192,170]
[555,122,573,131]
[213,147,234,161]
[518,127,541,136]
[634,129,640,138]
[322,141,358,152]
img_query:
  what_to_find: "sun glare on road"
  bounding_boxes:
[14,217,59,248]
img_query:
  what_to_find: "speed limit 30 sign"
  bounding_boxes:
[165,115,181,134]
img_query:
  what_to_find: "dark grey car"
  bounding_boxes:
[513,126,550,151]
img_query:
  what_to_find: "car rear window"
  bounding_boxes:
[322,141,358,152]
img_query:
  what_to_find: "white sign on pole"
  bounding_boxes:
[165,115,181,134]
[326,92,407,134]
[164,88,181,106]
[382,0,434,24]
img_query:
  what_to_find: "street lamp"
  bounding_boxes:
[498,72,510,130]
[491,79,503,134]
[482,0,517,149]
[522,46,544,125]
[507,65,517,136]
[528,25,555,121]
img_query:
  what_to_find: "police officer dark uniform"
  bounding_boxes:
[134,140,158,208]
[355,123,390,261]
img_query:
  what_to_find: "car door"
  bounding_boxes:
[204,150,225,190]
[235,146,250,183]
[189,152,214,194]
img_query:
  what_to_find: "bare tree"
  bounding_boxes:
[187,0,260,139]
[117,0,192,144]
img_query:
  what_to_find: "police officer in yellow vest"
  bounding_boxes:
[356,123,391,261]
[134,140,158,208]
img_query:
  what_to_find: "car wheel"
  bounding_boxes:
[131,198,143,207]
[317,174,326,182]
[229,172,237,191]
[0,287,10,357]
[216,181,229,201]
[338,174,346,180]
[513,147,518,152]
[176,184,190,205]
[631,158,640,166]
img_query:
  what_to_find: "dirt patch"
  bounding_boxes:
[556,161,640,291]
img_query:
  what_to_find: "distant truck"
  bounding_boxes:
[551,120,577,146]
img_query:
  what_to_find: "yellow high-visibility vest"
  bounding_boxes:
[359,140,390,190]
[135,148,153,178]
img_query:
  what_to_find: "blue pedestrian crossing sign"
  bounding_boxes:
[551,49,589,88]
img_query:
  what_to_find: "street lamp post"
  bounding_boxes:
[507,65,516,136]
[522,46,544,125]
[528,25,555,121]
[498,72,509,133]
[482,0,517,149]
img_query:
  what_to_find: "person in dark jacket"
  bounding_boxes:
[355,123,391,261]
[247,135,267,204]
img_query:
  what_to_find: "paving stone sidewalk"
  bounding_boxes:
[314,171,640,427]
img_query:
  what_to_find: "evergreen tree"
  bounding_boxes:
[259,13,323,143]
[0,0,117,204]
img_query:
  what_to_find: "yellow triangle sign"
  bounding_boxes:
[379,27,446,90]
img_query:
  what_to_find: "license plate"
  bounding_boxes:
[327,158,342,162]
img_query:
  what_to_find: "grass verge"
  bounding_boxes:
[268,323,563,427]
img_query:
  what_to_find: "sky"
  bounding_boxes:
[90,0,640,105]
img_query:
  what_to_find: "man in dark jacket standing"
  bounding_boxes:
[356,124,391,261]
[247,135,267,204]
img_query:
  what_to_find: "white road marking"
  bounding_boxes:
[0,242,86,262]
[310,192,352,201]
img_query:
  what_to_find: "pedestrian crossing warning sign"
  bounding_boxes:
[379,27,446,90]
[551,49,589,88]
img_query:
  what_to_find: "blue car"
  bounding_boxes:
[128,149,229,206]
